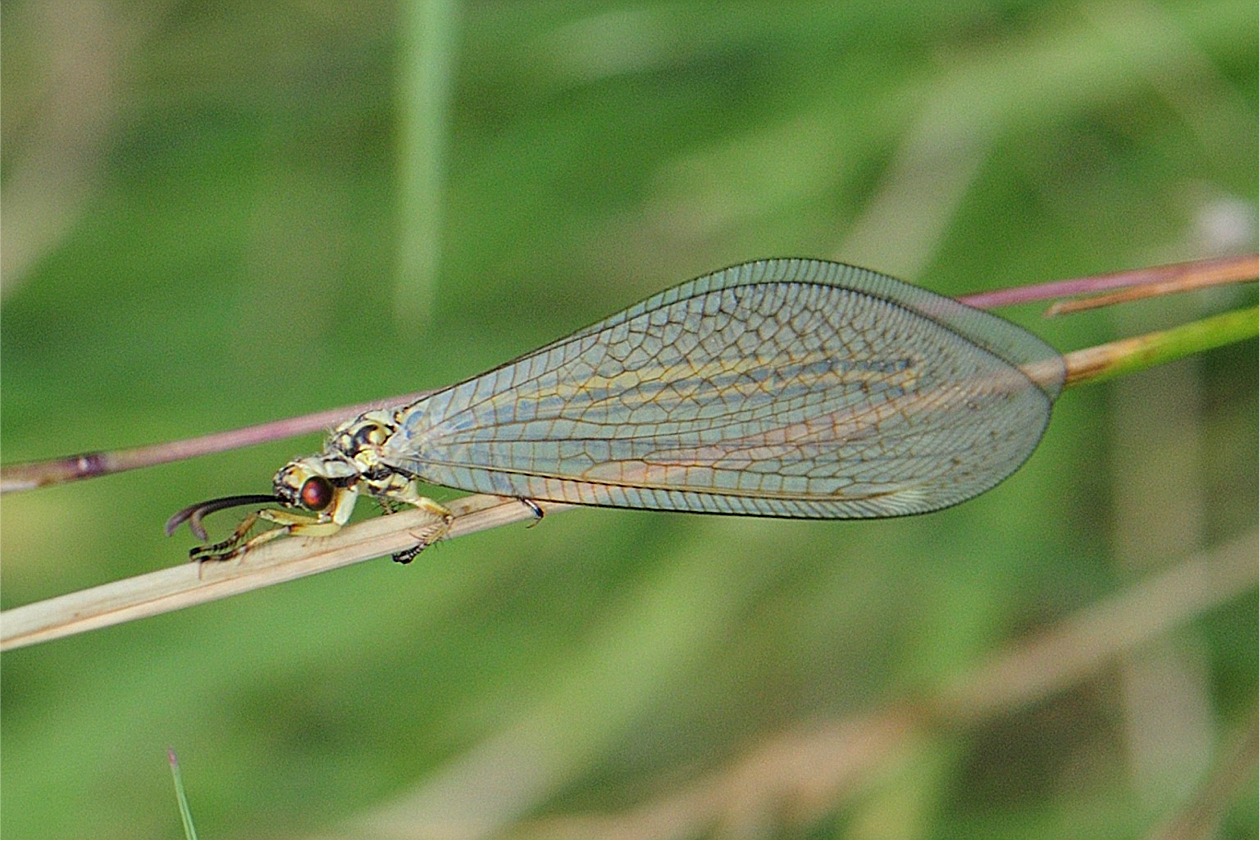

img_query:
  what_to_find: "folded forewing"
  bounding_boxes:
[383,260,1065,518]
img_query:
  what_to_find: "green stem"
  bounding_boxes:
[1065,305,1258,388]
[395,0,460,323]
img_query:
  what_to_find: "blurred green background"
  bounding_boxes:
[2,1,1256,837]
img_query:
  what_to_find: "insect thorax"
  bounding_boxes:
[326,409,415,500]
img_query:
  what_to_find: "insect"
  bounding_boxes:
[169,259,1065,563]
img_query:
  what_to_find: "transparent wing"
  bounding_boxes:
[382,259,1065,518]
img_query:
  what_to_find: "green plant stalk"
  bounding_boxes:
[1064,305,1258,389]
[167,748,197,840]
[394,0,459,324]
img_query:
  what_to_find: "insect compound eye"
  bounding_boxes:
[299,476,336,512]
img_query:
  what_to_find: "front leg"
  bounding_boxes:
[190,508,341,563]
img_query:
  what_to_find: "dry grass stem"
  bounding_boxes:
[957,253,1257,310]
[0,494,571,651]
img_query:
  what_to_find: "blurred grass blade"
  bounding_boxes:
[395,0,460,324]
[1064,305,1258,388]
[508,531,1258,838]
[167,748,197,840]
[1152,711,1260,839]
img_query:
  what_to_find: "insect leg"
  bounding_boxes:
[388,494,454,564]
[518,497,545,527]
[190,508,341,562]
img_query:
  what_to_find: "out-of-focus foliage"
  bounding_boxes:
[2,1,1255,837]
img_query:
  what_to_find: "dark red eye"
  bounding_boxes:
[299,476,335,511]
